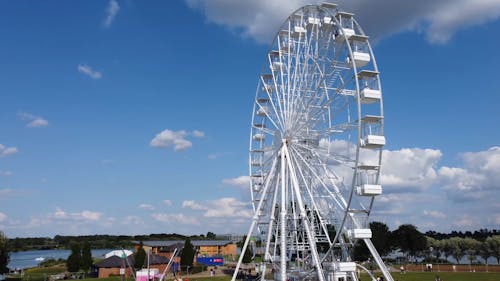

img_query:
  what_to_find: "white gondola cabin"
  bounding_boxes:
[356,184,383,196]
[347,228,372,239]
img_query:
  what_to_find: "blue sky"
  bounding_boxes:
[0,0,499,238]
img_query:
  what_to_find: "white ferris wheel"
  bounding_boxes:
[232,3,392,281]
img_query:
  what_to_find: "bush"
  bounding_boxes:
[39,258,66,267]
[5,275,22,281]
[180,264,206,274]
[190,265,206,274]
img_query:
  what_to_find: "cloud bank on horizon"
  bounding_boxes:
[185,0,500,44]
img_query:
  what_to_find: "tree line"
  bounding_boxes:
[352,223,500,265]
[7,232,218,252]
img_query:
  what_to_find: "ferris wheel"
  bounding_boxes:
[233,3,392,281]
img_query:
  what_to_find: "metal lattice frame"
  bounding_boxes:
[233,3,392,281]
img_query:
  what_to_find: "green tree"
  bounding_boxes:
[479,240,492,270]
[242,245,253,263]
[447,237,467,264]
[206,232,216,239]
[353,221,391,261]
[464,238,480,266]
[426,237,445,262]
[134,241,146,270]
[180,238,195,267]
[80,241,93,273]
[66,242,81,272]
[442,238,454,263]
[485,235,500,264]
[237,236,253,263]
[392,224,426,261]
[0,231,9,274]
[370,221,391,256]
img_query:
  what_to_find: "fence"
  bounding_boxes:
[403,263,500,273]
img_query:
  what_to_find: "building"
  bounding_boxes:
[132,240,237,260]
[94,254,170,278]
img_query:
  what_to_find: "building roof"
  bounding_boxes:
[95,255,134,268]
[105,249,133,259]
[94,254,170,268]
[132,240,234,247]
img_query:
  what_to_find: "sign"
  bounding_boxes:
[120,268,125,275]
[196,257,224,266]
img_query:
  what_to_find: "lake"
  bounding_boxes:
[7,248,117,270]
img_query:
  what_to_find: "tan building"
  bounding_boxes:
[94,254,170,278]
[132,240,237,260]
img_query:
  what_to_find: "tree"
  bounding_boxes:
[134,241,146,270]
[478,240,491,271]
[370,222,391,256]
[206,232,216,239]
[180,238,195,267]
[353,221,391,261]
[426,237,442,262]
[447,237,467,264]
[485,235,500,264]
[0,231,9,274]
[242,245,253,263]
[392,224,426,261]
[463,238,480,266]
[66,242,81,272]
[442,238,454,263]
[80,241,93,273]
[237,236,253,263]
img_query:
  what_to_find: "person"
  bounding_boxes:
[400,266,405,274]
[435,274,440,281]
[210,268,215,277]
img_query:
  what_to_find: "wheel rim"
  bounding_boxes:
[244,3,388,281]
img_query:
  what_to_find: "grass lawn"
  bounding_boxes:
[76,272,500,281]
[24,264,66,275]
[361,271,500,281]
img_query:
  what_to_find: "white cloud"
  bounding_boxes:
[182,200,206,210]
[122,215,144,225]
[18,112,49,128]
[0,144,18,157]
[150,129,204,151]
[78,64,102,80]
[0,212,7,222]
[424,0,500,43]
[138,204,155,210]
[0,170,13,177]
[222,175,250,189]
[423,210,447,219]
[381,148,442,192]
[163,199,172,206]
[208,153,219,160]
[151,213,199,225]
[185,0,500,44]
[104,0,120,28]
[453,214,476,228]
[53,208,68,219]
[182,197,253,218]
[192,130,205,138]
[0,188,15,197]
[28,118,49,128]
[81,210,102,220]
[51,208,102,221]
[438,146,500,201]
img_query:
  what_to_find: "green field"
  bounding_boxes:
[11,270,500,281]
[360,272,500,281]
[75,272,500,281]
